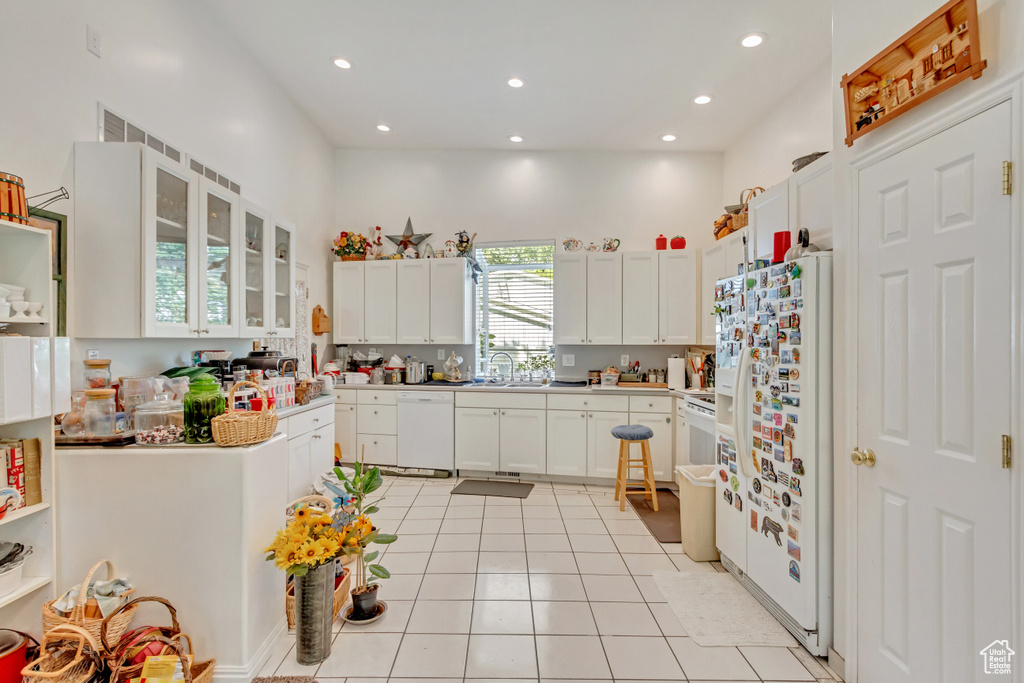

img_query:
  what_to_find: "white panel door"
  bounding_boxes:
[700,244,725,345]
[430,259,472,344]
[587,411,628,478]
[587,252,622,344]
[749,181,788,261]
[363,260,397,344]
[334,403,357,464]
[270,221,297,338]
[856,102,1012,683]
[287,432,313,500]
[455,407,500,471]
[789,156,833,250]
[547,410,587,476]
[241,203,272,338]
[632,413,673,480]
[622,251,660,345]
[499,408,546,474]
[332,262,365,344]
[554,254,588,345]
[397,260,431,344]
[311,423,335,478]
[659,250,699,344]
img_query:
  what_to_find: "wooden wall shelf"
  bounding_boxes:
[841,0,986,146]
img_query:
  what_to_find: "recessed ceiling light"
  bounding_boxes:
[694,95,712,105]
[507,77,525,88]
[740,33,765,48]
[377,124,390,132]
[661,134,677,142]
[509,135,524,143]
[333,58,351,69]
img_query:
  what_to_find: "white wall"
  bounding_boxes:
[1,0,336,379]
[335,149,724,253]
[829,0,1024,673]
[721,58,833,207]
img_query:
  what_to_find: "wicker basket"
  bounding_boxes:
[211,381,279,447]
[730,187,765,229]
[41,560,137,654]
[101,596,181,664]
[110,634,213,683]
[22,625,102,683]
[286,566,351,630]
[339,254,365,261]
[295,376,324,405]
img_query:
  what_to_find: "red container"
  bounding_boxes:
[773,231,792,263]
[655,234,667,250]
[0,631,32,683]
[670,236,686,249]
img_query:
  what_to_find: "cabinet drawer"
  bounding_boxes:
[358,404,398,435]
[334,389,359,405]
[629,395,673,414]
[357,390,398,406]
[455,392,546,410]
[289,404,334,437]
[547,393,628,412]
[357,434,397,466]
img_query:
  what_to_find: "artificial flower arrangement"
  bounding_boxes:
[332,230,369,260]
[265,506,343,576]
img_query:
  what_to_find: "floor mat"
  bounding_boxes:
[653,570,799,647]
[451,479,534,498]
[627,488,681,543]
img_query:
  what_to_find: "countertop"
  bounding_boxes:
[333,382,712,401]
[276,393,335,418]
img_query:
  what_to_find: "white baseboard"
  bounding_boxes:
[212,618,287,683]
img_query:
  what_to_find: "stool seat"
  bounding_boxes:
[611,424,654,440]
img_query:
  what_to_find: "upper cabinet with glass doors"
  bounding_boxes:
[73,142,294,339]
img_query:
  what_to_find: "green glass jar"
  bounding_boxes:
[183,373,225,444]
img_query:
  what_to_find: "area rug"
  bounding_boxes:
[653,571,798,647]
[451,479,534,498]
[626,488,681,543]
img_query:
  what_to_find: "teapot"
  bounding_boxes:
[602,237,620,252]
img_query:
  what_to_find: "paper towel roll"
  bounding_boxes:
[667,357,687,391]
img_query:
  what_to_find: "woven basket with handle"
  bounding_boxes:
[41,560,137,654]
[109,633,213,683]
[211,381,279,447]
[21,624,102,683]
[730,187,765,229]
[101,595,185,680]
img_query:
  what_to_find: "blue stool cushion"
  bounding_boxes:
[611,424,654,440]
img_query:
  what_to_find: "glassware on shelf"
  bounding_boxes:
[183,373,226,444]
[134,393,185,445]
[83,389,116,436]
[83,359,112,389]
[61,391,87,436]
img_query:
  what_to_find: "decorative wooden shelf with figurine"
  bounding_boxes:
[840,0,986,147]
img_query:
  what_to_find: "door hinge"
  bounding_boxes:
[1002,434,1012,469]
[1003,161,1012,195]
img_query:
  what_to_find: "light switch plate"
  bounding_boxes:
[87,349,100,360]
[562,354,575,367]
[620,354,629,366]
[86,24,101,57]
[437,349,445,360]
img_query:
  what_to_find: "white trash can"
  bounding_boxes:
[676,465,720,562]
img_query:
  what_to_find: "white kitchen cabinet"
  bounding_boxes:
[270,220,296,338]
[363,261,397,344]
[587,410,628,478]
[622,251,660,345]
[397,260,431,344]
[455,407,500,470]
[333,261,366,344]
[357,434,397,466]
[546,410,588,477]
[498,408,546,474]
[749,180,789,262]
[553,253,588,345]
[631,413,673,480]
[430,259,474,344]
[789,154,833,250]
[658,250,700,344]
[287,431,313,500]
[311,422,335,478]
[241,202,271,338]
[30,339,50,420]
[198,177,241,337]
[673,399,688,469]
[700,227,746,345]
[334,402,357,464]
[0,337,31,425]
[587,252,622,344]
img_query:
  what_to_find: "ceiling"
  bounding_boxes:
[200,0,832,152]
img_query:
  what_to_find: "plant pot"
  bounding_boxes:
[350,584,380,620]
[294,562,334,666]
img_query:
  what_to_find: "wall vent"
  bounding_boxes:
[494,471,521,478]
[99,104,239,194]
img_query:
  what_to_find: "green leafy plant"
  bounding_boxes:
[332,463,398,593]
[517,354,555,373]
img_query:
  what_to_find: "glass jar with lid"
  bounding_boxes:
[83,359,112,389]
[184,373,225,444]
[83,389,116,436]
[60,390,87,436]
[134,393,185,445]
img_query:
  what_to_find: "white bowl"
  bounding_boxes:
[0,285,24,301]
[25,302,42,319]
[9,302,28,318]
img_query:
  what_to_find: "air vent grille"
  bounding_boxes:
[494,471,521,478]
[99,104,240,195]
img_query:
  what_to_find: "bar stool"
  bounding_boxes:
[611,425,659,512]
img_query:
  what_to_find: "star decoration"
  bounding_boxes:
[386,217,431,254]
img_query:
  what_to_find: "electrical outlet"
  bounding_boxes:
[562,354,575,367]
[620,354,629,367]
[86,24,101,57]
[87,349,100,360]
[437,349,445,360]
[369,347,378,356]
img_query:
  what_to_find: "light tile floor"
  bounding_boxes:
[258,476,842,682]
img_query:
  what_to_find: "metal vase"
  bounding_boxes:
[294,562,334,665]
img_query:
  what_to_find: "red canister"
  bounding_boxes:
[670,236,686,249]
[773,231,792,263]
[0,630,33,683]
[655,234,667,250]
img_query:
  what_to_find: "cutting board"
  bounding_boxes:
[312,305,330,335]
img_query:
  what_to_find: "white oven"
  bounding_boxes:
[679,394,717,466]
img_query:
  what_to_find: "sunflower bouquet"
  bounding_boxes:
[333,231,368,260]
[265,506,344,576]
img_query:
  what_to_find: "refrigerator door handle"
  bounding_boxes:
[735,348,757,478]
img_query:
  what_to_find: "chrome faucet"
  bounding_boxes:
[489,352,514,381]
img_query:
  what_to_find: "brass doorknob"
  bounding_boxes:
[850,448,876,467]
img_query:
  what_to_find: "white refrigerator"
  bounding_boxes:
[713,252,833,655]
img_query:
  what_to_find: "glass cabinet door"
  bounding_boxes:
[272,221,296,337]
[199,181,238,337]
[241,202,272,337]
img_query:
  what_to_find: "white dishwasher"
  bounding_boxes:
[397,391,455,470]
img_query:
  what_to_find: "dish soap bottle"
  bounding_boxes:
[184,373,226,444]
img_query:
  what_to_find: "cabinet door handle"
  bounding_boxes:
[653,339,657,343]
[493,410,498,415]
[583,401,588,406]
[580,413,585,418]
[662,338,666,342]
[649,402,654,407]
[501,411,506,416]
[313,418,319,423]
[589,412,593,418]
[588,339,592,343]
[374,410,378,415]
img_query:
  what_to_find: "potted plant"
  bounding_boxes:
[333,231,368,261]
[264,506,344,664]
[328,462,397,620]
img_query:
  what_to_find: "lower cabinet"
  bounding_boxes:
[334,402,357,464]
[631,412,673,480]
[312,422,335,476]
[287,432,313,501]
[455,408,500,470]
[287,405,337,499]
[357,434,397,466]
[587,411,629,478]
[455,405,545,473]
[546,410,588,476]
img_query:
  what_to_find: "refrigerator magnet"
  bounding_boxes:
[774,448,785,463]
[787,413,798,423]
[789,368,800,379]
[783,423,795,438]
[752,478,762,494]
[751,510,759,531]
[781,507,790,521]
[794,280,803,296]
[771,398,783,410]
[778,471,790,487]
[790,313,800,329]
[792,349,801,363]
[791,263,802,278]
[788,524,799,541]
[790,383,800,393]
[789,476,802,496]
[753,436,763,450]
[788,541,801,561]
[782,491,792,507]
[773,491,781,507]
[774,413,783,426]
[779,285,791,298]
[753,404,761,415]
[779,381,789,392]
[734,496,743,511]
[781,350,792,363]
[792,458,805,476]
[762,517,784,545]
[724,489,733,504]
[790,560,801,583]
[782,396,800,406]
[719,469,728,483]
[784,442,793,462]
[773,428,784,445]
[730,475,740,492]
[791,501,802,522]
[771,385,781,398]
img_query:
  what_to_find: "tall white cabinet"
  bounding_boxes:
[553,253,588,345]
[622,252,660,344]
[586,253,622,344]
[397,260,431,344]
[429,259,474,344]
